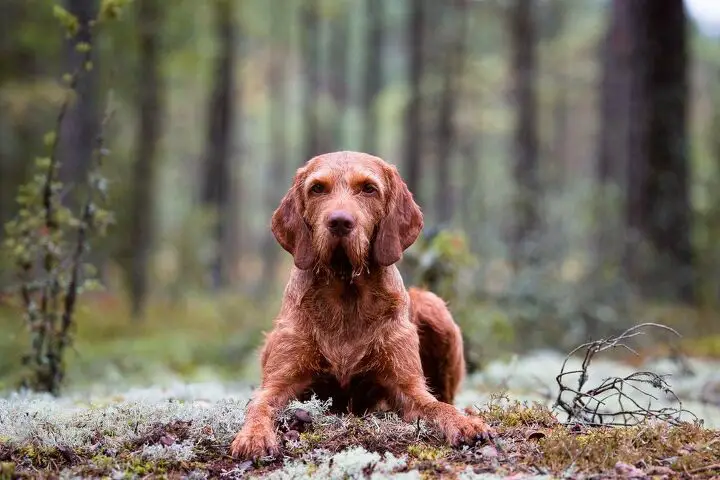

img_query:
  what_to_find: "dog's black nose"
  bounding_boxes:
[326,210,355,237]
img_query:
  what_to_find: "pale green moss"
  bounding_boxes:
[407,444,451,461]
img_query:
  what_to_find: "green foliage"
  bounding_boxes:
[52,5,80,37]
[406,444,451,461]
[3,121,114,393]
[99,0,134,22]
[0,0,131,395]
[404,229,476,301]
[404,230,514,369]
[0,292,270,387]
[0,462,15,480]
[683,334,720,359]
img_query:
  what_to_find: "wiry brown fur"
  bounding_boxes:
[230,151,493,459]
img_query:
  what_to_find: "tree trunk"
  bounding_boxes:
[597,0,637,189]
[363,0,384,154]
[550,83,568,187]
[329,7,350,148]
[258,2,289,297]
[301,0,321,164]
[633,0,692,302]
[434,0,468,226]
[544,0,568,189]
[509,0,540,268]
[128,0,164,319]
[601,0,692,302]
[58,0,100,188]
[404,0,425,201]
[595,0,641,270]
[201,0,238,289]
[0,116,7,262]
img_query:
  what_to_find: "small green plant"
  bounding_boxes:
[403,229,477,301]
[1,2,124,395]
[406,444,451,461]
[403,229,514,370]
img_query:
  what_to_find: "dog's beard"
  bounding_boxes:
[314,230,370,281]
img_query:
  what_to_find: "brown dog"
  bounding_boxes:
[230,151,493,459]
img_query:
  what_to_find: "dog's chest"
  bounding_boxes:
[301,282,401,387]
[315,324,377,387]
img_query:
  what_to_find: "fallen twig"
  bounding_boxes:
[553,323,697,426]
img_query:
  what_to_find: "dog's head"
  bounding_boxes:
[271,151,423,276]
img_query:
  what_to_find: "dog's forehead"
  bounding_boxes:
[307,152,387,180]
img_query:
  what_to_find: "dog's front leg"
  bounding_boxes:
[230,332,312,460]
[392,380,494,446]
[382,327,494,446]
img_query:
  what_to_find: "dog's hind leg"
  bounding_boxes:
[409,287,465,404]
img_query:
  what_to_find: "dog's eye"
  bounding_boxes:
[362,183,377,194]
[310,183,325,194]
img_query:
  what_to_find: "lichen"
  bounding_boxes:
[0,382,718,478]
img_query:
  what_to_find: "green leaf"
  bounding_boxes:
[81,279,104,293]
[35,157,52,169]
[75,42,92,53]
[83,263,98,278]
[42,131,56,148]
[99,0,133,22]
[52,5,80,37]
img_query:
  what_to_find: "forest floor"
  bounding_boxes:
[1,351,719,479]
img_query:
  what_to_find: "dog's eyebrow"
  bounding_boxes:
[305,170,333,188]
[348,171,383,188]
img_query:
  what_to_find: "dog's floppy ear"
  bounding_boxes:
[271,178,316,270]
[373,164,424,266]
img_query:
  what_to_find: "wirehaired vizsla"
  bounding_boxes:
[230,151,493,459]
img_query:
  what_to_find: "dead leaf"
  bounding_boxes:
[527,430,546,441]
[159,434,176,447]
[614,461,645,478]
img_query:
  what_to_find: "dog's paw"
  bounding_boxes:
[444,414,495,447]
[229,425,280,460]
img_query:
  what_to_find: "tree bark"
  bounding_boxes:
[258,2,290,297]
[509,0,540,268]
[58,0,100,188]
[434,0,468,226]
[301,0,321,164]
[597,0,637,189]
[128,0,164,319]
[329,7,350,148]
[0,115,8,259]
[201,0,238,289]
[543,0,568,189]
[363,0,384,154]
[404,0,425,201]
[594,0,641,270]
[600,0,692,302]
[633,0,692,302]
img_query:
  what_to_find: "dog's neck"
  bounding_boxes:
[288,262,407,332]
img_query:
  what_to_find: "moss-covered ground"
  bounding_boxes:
[1,392,718,479]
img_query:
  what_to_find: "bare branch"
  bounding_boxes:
[553,323,696,427]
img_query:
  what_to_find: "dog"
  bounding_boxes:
[230,151,493,459]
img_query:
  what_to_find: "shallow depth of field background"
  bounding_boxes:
[1,0,720,427]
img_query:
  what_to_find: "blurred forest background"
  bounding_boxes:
[1,0,720,390]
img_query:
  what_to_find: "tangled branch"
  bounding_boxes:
[553,323,697,427]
